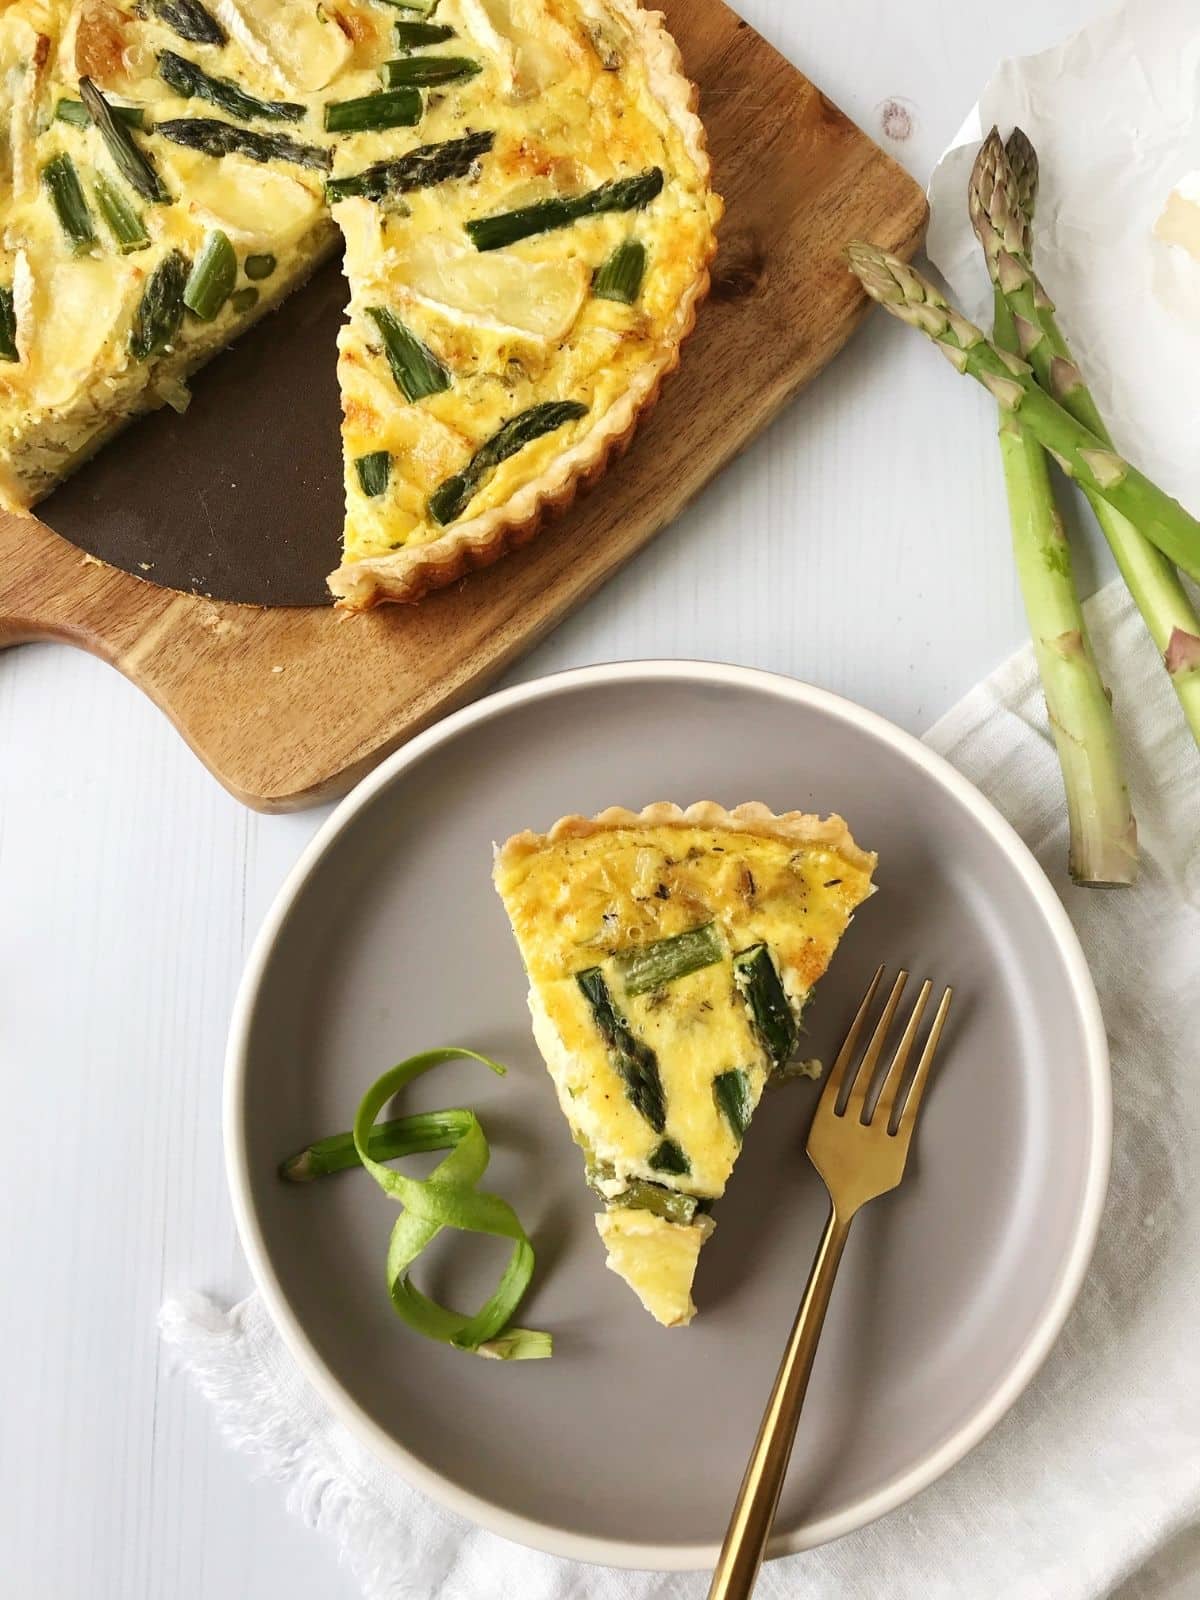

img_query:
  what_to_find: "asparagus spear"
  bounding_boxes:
[244,252,275,279]
[733,944,798,1067]
[156,116,331,171]
[379,54,480,87]
[130,249,189,359]
[971,128,1200,748]
[183,229,236,319]
[393,19,454,48]
[428,399,588,524]
[467,168,663,251]
[713,1069,752,1142]
[610,1181,697,1225]
[593,238,646,304]
[577,967,667,1133]
[992,287,1137,883]
[56,97,146,130]
[367,306,450,402]
[647,1139,690,1176]
[0,287,18,362]
[844,242,1200,585]
[80,77,169,204]
[92,174,151,253]
[613,922,723,996]
[41,154,97,254]
[326,129,493,203]
[323,87,421,135]
[151,0,226,46]
[354,449,391,497]
[157,49,305,123]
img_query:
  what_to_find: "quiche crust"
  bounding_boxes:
[326,1,720,610]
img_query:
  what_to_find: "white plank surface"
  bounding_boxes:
[0,2,1115,1595]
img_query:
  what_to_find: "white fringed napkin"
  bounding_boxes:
[163,579,1200,1600]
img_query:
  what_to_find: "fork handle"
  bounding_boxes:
[706,1204,853,1600]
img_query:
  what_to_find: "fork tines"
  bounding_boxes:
[825,966,952,1135]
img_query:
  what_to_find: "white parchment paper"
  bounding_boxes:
[926,0,1200,511]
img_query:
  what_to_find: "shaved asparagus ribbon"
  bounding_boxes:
[289,1048,551,1360]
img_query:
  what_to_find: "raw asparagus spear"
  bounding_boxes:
[467,168,663,251]
[993,286,1137,883]
[79,77,169,204]
[428,399,588,524]
[157,49,305,123]
[326,130,492,203]
[614,923,723,995]
[844,242,1200,586]
[971,128,1200,748]
[577,967,667,1133]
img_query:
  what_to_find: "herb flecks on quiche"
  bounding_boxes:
[0,0,720,608]
[493,803,877,1327]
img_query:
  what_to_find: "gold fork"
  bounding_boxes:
[707,966,953,1600]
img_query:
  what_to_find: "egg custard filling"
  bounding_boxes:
[0,0,720,606]
[494,803,877,1327]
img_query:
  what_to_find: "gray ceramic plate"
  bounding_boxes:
[225,662,1109,1570]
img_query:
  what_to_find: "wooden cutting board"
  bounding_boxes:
[0,1,926,811]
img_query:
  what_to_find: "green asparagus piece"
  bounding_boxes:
[151,0,226,45]
[367,306,450,402]
[324,87,422,134]
[183,229,236,319]
[355,450,392,497]
[577,967,667,1133]
[610,1181,697,1225]
[325,130,492,203]
[56,97,146,130]
[647,1139,691,1176]
[79,77,169,204]
[244,252,275,280]
[130,249,190,359]
[993,288,1137,883]
[0,287,17,362]
[379,0,439,12]
[592,238,646,303]
[379,54,480,87]
[845,242,1200,586]
[280,1109,473,1180]
[92,174,151,252]
[614,923,722,996]
[971,128,1200,749]
[393,19,454,48]
[713,1069,752,1142]
[734,945,798,1068]
[157,49,305,123]
[41,154,97,254]
[156,116,331,171]
[467,167,664,251]
[229,286,259,313]
[429,399,588,524]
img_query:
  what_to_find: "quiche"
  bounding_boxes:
[0,0,721,606]
[493,803,877,1327]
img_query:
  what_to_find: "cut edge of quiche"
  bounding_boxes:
[326,1,720,611]
[493,802,877,1328]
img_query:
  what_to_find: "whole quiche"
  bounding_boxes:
[0,0,722,605]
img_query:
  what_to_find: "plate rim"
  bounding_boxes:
[224,659,1111,1571]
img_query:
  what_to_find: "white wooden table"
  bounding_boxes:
[0,2,1117,1595]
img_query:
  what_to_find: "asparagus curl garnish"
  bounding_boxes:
[970,128,1200,750]
[844,242,1200,587]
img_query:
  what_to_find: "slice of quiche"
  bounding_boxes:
[493,803,877,1327]
[0,0,719,608]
